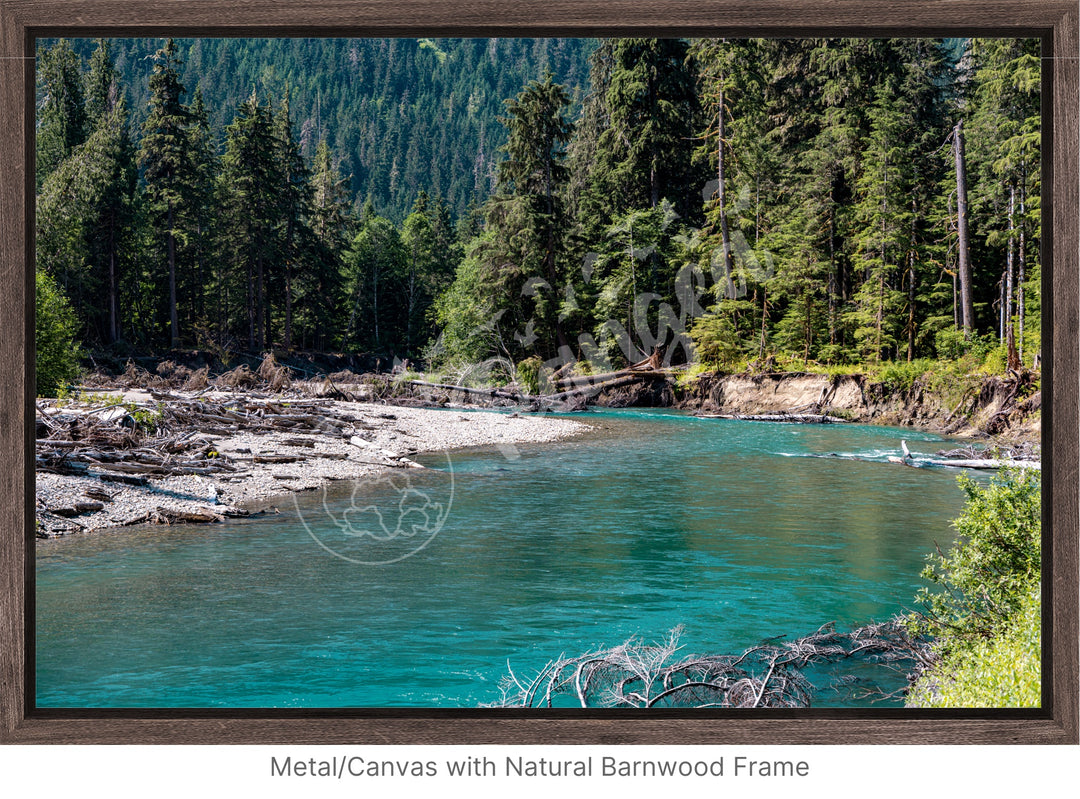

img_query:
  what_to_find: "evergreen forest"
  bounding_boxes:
[34,36,1041,394]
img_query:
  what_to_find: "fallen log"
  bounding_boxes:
[154,506,224,524]
[697,413,848,424]
[47,501,105,517]
[251,453,305,464]
[909,457,1040,470]
[90,470,149,486]
[894,440,1040,470]
[88,461,166,475]
[552,367,672,390]
[406,380,536,402]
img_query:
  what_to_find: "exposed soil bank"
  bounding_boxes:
[596,369,1041,448]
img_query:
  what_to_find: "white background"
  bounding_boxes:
[1,743,1075,797]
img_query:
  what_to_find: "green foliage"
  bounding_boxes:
[916,469,1041,647]
[37,40,88,187]
[689,314,740,368]
[875,359,932,393]
[907,586,1040,708]
[342,212,409,354]
[36,74,137,348]
[35,270,83,396]
[906,469,1042,708]
[130,403,165,434]
[934,328,970,360]
[588,39,701,222]
[34,36,1042,378]
[65,37,597,223]
[430,232,502,364]
[516,355,543,395]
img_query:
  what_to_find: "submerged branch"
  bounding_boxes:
[485,619,930,709]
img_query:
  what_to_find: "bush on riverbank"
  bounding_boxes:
[907,587,1040,708]
[36,270,83,397]
[906,469,1041,708]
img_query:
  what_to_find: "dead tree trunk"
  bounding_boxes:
[953,120,974,335]
[716,74,735,299]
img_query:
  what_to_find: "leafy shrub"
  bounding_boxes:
[934,328,969,360]
[917,469,1041,645]
[934,329,1003,372]
[907,469,1042,708]
[907,587,1040,708]
[130,403,164,434]
[979,343,1009,375]
[815,343,851,365]
[35,269,83,396]
[876,359,931,393]
[516,355,543,395]
[689,314,740,368]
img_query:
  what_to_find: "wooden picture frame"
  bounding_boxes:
[1,0,1076,744]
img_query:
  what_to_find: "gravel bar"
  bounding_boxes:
[35,396,590,537]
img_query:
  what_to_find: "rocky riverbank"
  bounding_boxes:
[35,389,590,538]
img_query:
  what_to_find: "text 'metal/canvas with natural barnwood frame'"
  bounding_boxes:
[1,0,1076,744]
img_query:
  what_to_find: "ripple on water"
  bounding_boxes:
[36,409,979,708]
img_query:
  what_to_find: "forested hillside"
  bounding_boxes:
[34,36,1040,394]
[63,37,597,221]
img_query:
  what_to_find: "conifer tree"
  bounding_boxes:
[490,72,574,359]
[220,90,282,350]
[343,209,408,354]
[274,89,313,351]
[138,38,192,348]
[183,89,220,341]
[303,139,352,350]
[586,39,701,224]
[84,39,119,127]
[37,87,136,346]
[965,38,1041,356]
[37,39,88,187]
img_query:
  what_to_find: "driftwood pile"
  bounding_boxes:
[82,353,300,396]
[696,412,849,424]
[405,351,678,412]
[403,379,594,412]
[37,395,361,474]
[488,620,930,709]
[34,391,378,531]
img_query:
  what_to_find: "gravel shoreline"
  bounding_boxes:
[36,393,590,537]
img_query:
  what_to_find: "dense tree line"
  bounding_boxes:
[37,38,462,363]
[437,37,1041,375]
[60,37,596,222]
[35,36,1040,392]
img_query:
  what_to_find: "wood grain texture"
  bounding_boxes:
[0,0,1076,36]
[1048,2,1080,744]
[0,0,1076,745]
[0,0,32,741]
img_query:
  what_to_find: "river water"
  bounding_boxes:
[36,409,976,708]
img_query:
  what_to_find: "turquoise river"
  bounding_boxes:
[36,408,980,708]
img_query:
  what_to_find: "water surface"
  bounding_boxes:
[36,409,975,708]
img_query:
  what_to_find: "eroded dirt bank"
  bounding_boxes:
[596,369,1041,448]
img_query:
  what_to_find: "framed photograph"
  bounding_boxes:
[1,0,1076,745]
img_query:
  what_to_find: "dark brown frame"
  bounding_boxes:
[1,0,1076,745]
